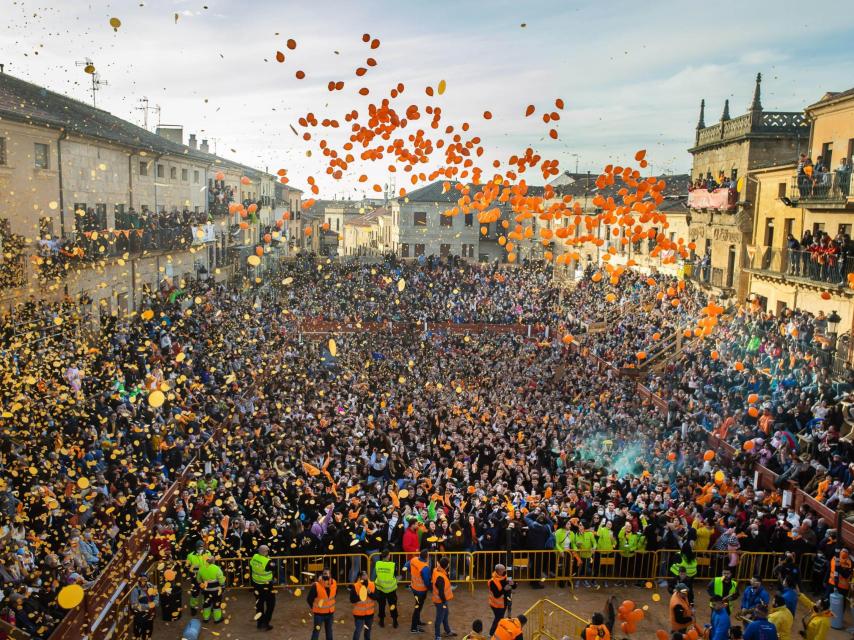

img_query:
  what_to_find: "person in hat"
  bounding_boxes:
[129,573,159,640]
[487,563,515,636]
[743,603,777,640]
[669,583,694,633]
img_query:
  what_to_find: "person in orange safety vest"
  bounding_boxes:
[349,570,378,640]
[307,569,337,640]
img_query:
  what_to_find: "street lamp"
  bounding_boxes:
[828,310,842,344]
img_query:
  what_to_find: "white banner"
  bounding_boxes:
[192,224,216,245]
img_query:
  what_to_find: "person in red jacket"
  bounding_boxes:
[402,517,421,560]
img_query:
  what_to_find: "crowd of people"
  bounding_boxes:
[1,256,853,640]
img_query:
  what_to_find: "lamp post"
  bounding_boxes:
[827,310,842,370]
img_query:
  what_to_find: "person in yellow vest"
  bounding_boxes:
[706,568,739,614]
[463,619,488,640]
[373,549,399,629]
[595,521,616,588]
[487,564,515,636]
[490,614,526,640]
[249,544,275,631]
[196,556,225,624]
[185,540,209,616]
[797,591,832,640]
[431,556,456,640]
[350,570,378,640]
[767,593,793,640]
[581,613,610,639]
[307,569,337,640]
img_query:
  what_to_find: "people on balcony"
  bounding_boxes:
[837,157,852,197]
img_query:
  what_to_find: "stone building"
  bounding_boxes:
[0,71,283,313]
[746,87,854,365]
[685,73,809,300]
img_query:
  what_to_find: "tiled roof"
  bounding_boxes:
[0,72,274,180]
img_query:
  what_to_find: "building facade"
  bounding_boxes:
[0,71,282,314]
[685,73,809,300]
[746,87,854,364]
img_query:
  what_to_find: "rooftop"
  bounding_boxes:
[0,71,276,181]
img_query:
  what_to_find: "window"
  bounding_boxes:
[139,160,149,176]
[336,218,340,232]
[96,204,108,229]
[440,214,452,228]
[413,211,427,226]
[39,217,54,239]
[777,182,786,198]
[839,224,851,237]
[820,142,833,170]
[157,164,165,178]
[34,143,49,169]
[414,243,425,257]
[462,243,475,258]
[400,243,409,258]
[170,167,177,180]
[439,243,451,257]
[193,170,200,184]
[464,212,473,227]
[730,168,738,182]
[0,137,6,165]
[181,168,188,182]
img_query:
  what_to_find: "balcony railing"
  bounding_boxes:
[35,223,217,280]
[687,187,738,211]
[746,246,854,285]
[791,171,853,204]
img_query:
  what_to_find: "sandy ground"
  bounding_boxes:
[151,582,853,640]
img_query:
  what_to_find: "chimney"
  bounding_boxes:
[155,125,183,145]
[200,139,209,153]
[188,134,197,150]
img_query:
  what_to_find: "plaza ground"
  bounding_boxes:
[151,582,852,640]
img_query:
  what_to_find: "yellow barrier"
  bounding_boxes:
[367,551,475,591]
[522,598,590,640]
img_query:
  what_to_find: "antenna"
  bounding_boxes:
[386,173,396,201]
[136,97,162,131]
[75,59,108,107]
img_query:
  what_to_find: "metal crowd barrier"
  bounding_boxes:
[522,598,590,640]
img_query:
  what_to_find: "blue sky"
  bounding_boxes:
[2,0,853,196]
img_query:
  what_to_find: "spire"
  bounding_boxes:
[721,99,730,121]
[697,99,706,129]
[750,72,762,111]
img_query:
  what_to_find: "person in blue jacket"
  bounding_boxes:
[706,596,731,640]
[779,576,798,617]
[743,603,778,640]
[740,577,770,617]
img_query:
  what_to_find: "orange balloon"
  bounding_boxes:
[264,233,272,243]
[652,332,661,341]
[711,350,719,360]
[255,246,264,257]
[215,171,225,181]
[656,631,669,640]
[621,601,636,612]
[743,440,755,451]
[247,203,258,214]
[703,450,715,462]
[239,222,249,230]
[562,335,574,345]
[747,393,759,404]
[304,226,312,236]
[734,361,745,371]
[630,608,644,623]
[283,212,291,221]
[591,272,602,282]
[322,222,330,231]
[821,291,832,300]
[667,452,676,461]
[636,351,646,360]
[240,176,251,185]
[686,629,699,640]
[748,406,759,418]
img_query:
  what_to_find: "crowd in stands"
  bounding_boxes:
[689,173,738,192]
[1,258,854,640]
[785,229,854,284]
[797,153,853,199]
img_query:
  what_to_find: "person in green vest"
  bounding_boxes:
[595,520,615,588]
[554,520,574,587]
[197,556,226,623]
[250,544,275,631]
[707,567,739,614]
[186,540,209,616]
[571,522,597,588]
[374,548,399,628]
[616,523,638,586]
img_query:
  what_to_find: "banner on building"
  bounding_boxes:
[687,188,736,210]
[191,224,216,245]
